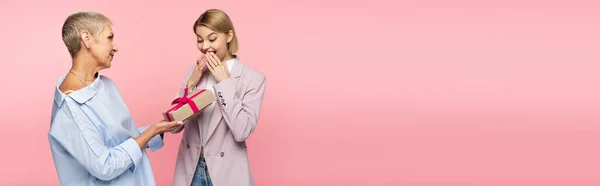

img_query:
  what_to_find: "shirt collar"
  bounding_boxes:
[54,72,102,107]
[224,56,237,73]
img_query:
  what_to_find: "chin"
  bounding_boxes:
[218,53,227,60]
[102,61,112,68]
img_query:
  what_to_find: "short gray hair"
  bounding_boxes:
[61,11,111,58]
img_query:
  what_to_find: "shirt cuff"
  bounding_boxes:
[147,133,164,152]
[119,138,143,171]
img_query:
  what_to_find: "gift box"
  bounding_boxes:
[162,88,215,122]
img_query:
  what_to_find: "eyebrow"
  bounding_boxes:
[198,32,217,39]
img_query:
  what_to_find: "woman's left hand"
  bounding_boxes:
[206,52,231,83]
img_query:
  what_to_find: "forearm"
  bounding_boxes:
[214,77,266,142]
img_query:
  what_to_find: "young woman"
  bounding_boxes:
[171,9,267,186]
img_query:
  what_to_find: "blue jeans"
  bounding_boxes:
[191,155,213,186]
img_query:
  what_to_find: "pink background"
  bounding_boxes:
[1,0,600,185]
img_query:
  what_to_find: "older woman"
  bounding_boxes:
[48,11,183,186]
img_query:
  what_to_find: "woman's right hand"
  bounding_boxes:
[186,55,208,90]
[135,120,183,149]
[152,120,184,135]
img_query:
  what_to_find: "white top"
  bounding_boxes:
[201,57,236,146]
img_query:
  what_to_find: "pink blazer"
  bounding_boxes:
[171,58,266,186]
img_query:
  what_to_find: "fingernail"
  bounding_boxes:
[177,121,183,124]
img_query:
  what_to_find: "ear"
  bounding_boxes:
[226,30,234,43]
[80,30,92,49]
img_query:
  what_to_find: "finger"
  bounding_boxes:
[168,126,183,133]
[206,52,216,66]
[210,52,222,66]
[208,52,216,63]
[195,55,202,64]
[210,52,220,62]
[167,120,183,127]
[196,56,204,67]
[203,55,210,64]
[200,55,207,63]
[206,54,217,72]
[206,60,215,75]
[195,63,202,72]
[194,57,205,73]
[196,64,204,73]
[199,57,207,68]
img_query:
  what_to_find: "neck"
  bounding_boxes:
[221,52,234,63]
[71,55,100,81]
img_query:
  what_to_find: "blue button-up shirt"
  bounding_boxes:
[49,73,163,186]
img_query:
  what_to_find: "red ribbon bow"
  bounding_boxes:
[165,88,203,121]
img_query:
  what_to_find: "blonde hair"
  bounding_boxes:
[61,11,112,58]
[193,9,239,54]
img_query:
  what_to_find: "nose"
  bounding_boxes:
[200,42,210,53]
[112,43,118,53]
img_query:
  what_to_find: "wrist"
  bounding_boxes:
[148,124,159,136]
[218,76,230,83]
[186,82,195,90]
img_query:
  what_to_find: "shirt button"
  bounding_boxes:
[220,152,224,157]
[186,144,190,149]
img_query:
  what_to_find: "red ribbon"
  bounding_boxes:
[165,88,205,121]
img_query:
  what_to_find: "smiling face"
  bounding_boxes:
[195,25,233,60]
[87,23,118,68]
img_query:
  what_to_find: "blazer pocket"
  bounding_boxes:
[228,147,248,154]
